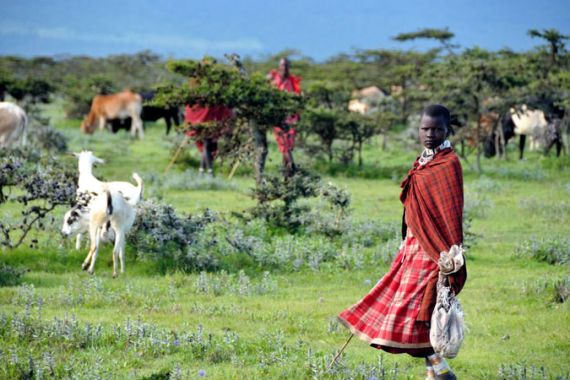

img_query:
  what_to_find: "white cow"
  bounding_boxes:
[509,105,548,151]
[0,102,27,148]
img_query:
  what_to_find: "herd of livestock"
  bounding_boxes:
[1,87,565,160]
[0,86,566,276]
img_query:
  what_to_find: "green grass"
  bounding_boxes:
[1,109,569,379]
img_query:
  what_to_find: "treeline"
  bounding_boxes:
[0,51,181,117]
[1,28,569,170]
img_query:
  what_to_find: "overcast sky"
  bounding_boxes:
[1,0,569,60]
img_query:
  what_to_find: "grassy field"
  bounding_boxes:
[1,110,569,379]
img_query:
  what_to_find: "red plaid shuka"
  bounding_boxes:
[400,147,467,321]
[338,147,466,356]
[338,229,438,353]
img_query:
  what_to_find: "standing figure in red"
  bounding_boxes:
[267,57,301,177]
[184,104,233,176]
[338,105,467,380]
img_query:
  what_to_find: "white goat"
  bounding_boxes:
[74,151,143,206]
[81,189,135,278]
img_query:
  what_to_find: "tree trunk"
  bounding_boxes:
[358,140,363,167]
[498,122,507,160]
[476,115,482,174]
[251,121,268,185]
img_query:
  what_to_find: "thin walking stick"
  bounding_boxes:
[164,135,189,174]
[228,159,241,179]
[328,333,354,369]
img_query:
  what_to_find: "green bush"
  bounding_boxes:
[0,264,26,287]
[516,236,570,265]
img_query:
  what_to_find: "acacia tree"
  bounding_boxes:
[424,48,529,171]
[393,27,458,54]
[528,28,569,68]
[299,80,351,162]
[355,49,437,123]
[153,58,304,184]
[524,29,570,119]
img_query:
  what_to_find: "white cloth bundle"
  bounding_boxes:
[438,244,465,275]
[430,245,465,359]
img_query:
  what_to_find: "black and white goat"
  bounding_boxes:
[61,192,115,249]
[78,189,135,277]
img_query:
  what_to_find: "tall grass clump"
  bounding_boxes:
[519,198,570,223]
[464,192,494,219]
[145,169,239,192]
[516,236,570,265]
[521,276,570,304]
[498,362,568,380]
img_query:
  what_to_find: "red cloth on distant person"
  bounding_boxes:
[269,70,302,153]
[268,70,302,94]
[273,127,297,153]
[399,147,467,321]
[184,104,233,125]
[184,104,232,158]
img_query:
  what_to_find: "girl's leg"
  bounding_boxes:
[426,353,457,380]
[425,357,436,379]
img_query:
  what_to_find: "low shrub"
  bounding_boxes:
[519,198,570,223]
[516,236,570,265]
[464,192,494,219]
[521,276,570,304]
[127,200,217,272]
[0,264,26,287]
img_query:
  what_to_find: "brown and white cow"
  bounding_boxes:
[0,102,28,148]
[80,90,143,139]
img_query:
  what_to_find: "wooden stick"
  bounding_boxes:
[328,333,354,369]
[165,135,189,174]
[228,159,241,180]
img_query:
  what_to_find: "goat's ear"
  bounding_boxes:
[70,152,80,158]
[94,157,105,164]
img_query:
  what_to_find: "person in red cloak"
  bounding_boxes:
[338,105,466,380]
[184,104,233,176]
[267,58,301,176]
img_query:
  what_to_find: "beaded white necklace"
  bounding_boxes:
[419,140,451,166]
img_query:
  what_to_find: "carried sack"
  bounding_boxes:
[430,245,465,359]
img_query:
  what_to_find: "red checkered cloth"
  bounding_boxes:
[338,147,466,356]
[184,105,233,158]
[184,104,233,125]
[338,229,438,353]
[400,147,467,321]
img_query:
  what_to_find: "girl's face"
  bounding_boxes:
[419,115,448,149]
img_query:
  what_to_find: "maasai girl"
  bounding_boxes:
[338,105,467,380]
[267,57,302,176]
